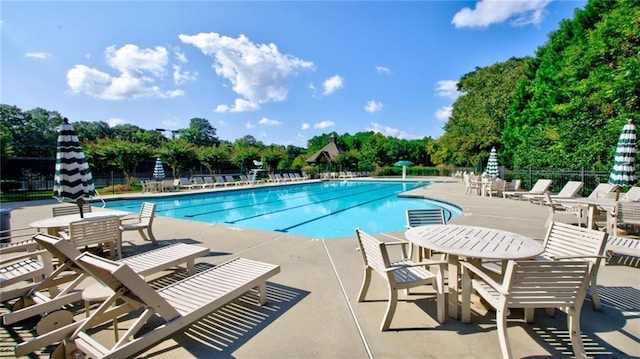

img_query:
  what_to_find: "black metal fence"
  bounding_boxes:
[0,163,623,203]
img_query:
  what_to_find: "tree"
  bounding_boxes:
[0,105,63,157]
[73,121,113,142]
[86,138,151,184]
[179,118,220,147]
[262,145,286,172]
[198,144,231,174]
[159,138,199,178]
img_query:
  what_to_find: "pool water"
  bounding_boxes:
[102,180,461,239]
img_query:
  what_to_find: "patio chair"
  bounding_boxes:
[3,233,209,335]
[405,208,447,261]
[52,204,93,217]
[463,173,480,195]
[224,175,240,186]
[504,179,521,192]
[201,176,217,188]
[523,180,583,204]
[355,228,446,330]
[191,176,207,189]
[484,178,506,198]
[15,252,280,358]
[65,216,122,260]
[502,178,552,200]
[215,175,232,187]
[120,202,157,245]
[461,259,591,359]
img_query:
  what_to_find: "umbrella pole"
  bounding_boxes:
[76,198,85,218]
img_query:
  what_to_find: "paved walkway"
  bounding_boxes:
[2,178,638,358]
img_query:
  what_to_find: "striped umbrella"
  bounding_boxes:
[53,118,96,217]
[609,119,637,187]
[153,157,165,180]
[486,147,499,178]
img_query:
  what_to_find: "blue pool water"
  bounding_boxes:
[102,181,461,239]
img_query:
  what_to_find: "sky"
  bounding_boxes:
[1,0,587,147]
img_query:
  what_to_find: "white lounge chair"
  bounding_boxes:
[224,175,239,186]
[174,177,198,190]
[523,180,583,204]
[355,229,446,330]
[3,233,209,335]
[502,178,552,200]
[16,252,280,358]
[191,176,207,189]
[461,259,592,359]
[0,236,54,302]
[120,202,157,245]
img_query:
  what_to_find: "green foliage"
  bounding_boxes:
[198,144,231,174]
[179,118,220,147]
[159,138,199,178]
[0,105,63,157]
[504,0,640,169]
[87,138,152,183]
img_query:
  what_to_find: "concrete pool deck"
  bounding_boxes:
[1,177,638,358]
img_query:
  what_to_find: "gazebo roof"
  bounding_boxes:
[306,135,341,163]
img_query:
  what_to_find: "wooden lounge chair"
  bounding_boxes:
[119,202,157,245]
[16,252,280,358]
[523,180,583,204]
[355,229,446,330]
[461,260,592,359]
[502,178,552,200]
[0,237,54,302]
[2,233,209,335]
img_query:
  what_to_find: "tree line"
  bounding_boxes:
[0,105,433,184]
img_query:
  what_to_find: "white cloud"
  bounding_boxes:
[435,106,453,121]
[322,75,344,95]
[179,32,314,112]
[246,122,255,129]
[174,50,188,63]
[376,66,390,74]
[162,120,178,128]
[452,0,551,28]
[435,80,461,99]
[66,44,186,100]
[214,98,259,113]
[25,52,51,60]
[314,120,335,129]
[364,100,383,113]
[367,122,421,140]
[173,65,197,85]
[301,123,310,130]
[259,117,283,126]
[106,117,125,127]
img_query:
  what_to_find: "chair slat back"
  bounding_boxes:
[355,229,391,274]
[507,179,521,191]
[69,216,120,248]
[52,204,93,217]
[556,181,583,197]
[617,201,640,225]
[406,209,446,228]
[530,179,552,193]
[622,186,640,201]
[503,260,591,307]
[76,252,180,320]
[33,233,83,267]
[588,183,615,199]
[542,222,607,264]
[139,202,156,225]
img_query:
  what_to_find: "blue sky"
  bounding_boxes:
[2,0,586,147]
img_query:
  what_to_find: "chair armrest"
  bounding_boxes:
[460,261,507,295]
[548,255,607,260]
[0,238,38,254]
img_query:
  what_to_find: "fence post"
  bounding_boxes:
[528,166,533,189]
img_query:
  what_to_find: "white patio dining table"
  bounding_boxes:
[29,210,130,236]
[405,224,543,319]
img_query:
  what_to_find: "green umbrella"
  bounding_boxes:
[609,119,637,187]
[394,160,414,179]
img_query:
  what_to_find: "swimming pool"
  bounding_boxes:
[102,180,462,239]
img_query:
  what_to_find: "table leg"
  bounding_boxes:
[448,254,459,320]
[588,204,596,229]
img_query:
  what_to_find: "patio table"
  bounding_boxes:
[555,197,617,230]
[405,224,543,319]
[29,210,130,236]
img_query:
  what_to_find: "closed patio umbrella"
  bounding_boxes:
[608,119,637,187]
[53,118,96,218]
[394,160,414,179]
[486,147,499,178]
[153,157,165,180]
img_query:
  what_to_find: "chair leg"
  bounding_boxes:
[357,268,372,302]
[461,268,472,323]
[590,280,602,311]
[496,308,513,359]
[568,309,586,358]
[146,227,158,245]
[381,287,398,331]
[138,229,149,241]
[435,272,445,324]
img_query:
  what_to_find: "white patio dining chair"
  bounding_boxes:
[67,216,122,259]
[461,259,592,359]
[355,228,446,330]
[405,208,447,261]
[120,202,157,245]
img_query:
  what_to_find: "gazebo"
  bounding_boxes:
[306,135,341,169]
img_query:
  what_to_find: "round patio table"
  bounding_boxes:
[405,224,543,319]
[29,210,130,235]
